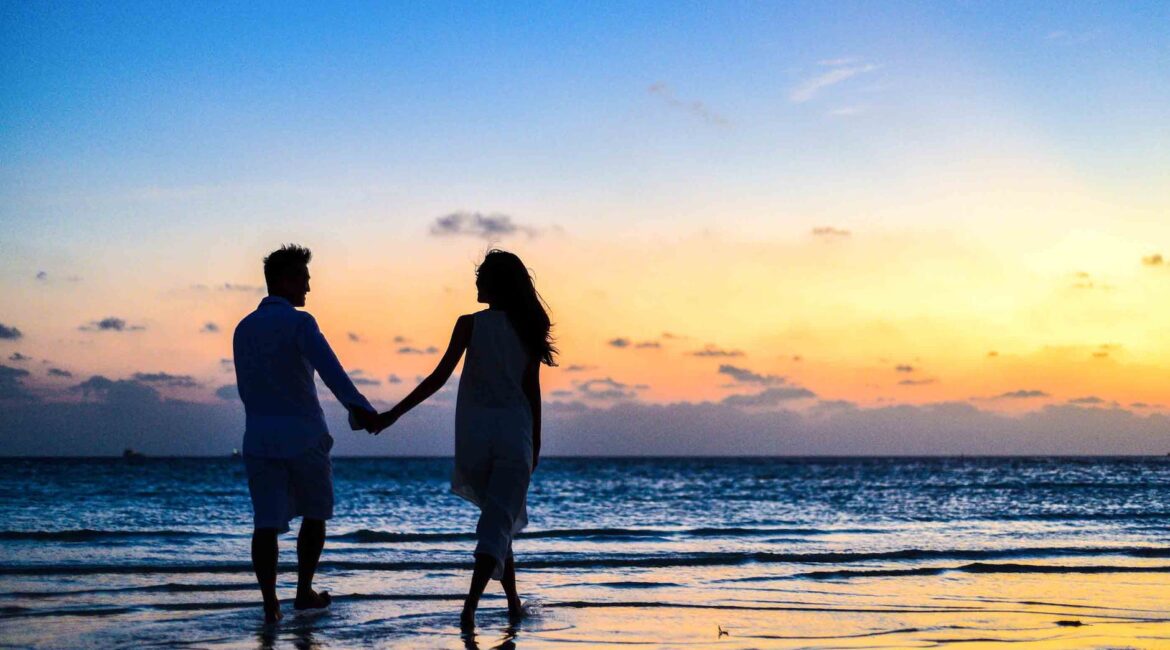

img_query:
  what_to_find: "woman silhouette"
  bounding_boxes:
[375,249,556,628]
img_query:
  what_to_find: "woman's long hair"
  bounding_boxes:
[476,249,557,366]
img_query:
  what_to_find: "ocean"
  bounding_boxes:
[1,456,1168,649]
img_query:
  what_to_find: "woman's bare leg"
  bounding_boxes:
[461,553,496,629]
[500,554,523,618]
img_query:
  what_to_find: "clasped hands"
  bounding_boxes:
[351,407,399,436]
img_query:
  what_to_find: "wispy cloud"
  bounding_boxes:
[80,317,145,332]
[577,377,639,400]
[790,60,879,103]
[8,352,30,362]
[811,226,851,239]
[718,364,785,386]
[430,212,537,240]
[0,323,22,340]
[132,372,198,388]
[690,345,745,358]
[47,368,73,378]
[1142,253,1164,267]
[722,386,817,406]
[398,346,439,355]
[200,322,220,333]
[647,83,729,126]
[996,389,1050,399]
[564,364,595,373]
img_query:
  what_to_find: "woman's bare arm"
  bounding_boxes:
[375,315,472,432]
[522,358,541,469]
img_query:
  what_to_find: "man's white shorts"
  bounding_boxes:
[243,434,334,533]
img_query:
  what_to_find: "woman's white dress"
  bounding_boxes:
[451,309,533,578]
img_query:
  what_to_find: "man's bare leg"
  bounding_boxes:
[252,527,282,623]
[294,518,331,610]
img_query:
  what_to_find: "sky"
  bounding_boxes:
[2,1,1169,455]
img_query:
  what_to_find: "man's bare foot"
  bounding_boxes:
[263,601,283,624]
[460,603,476,630]
[293,589,332,611]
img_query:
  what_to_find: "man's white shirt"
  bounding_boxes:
[233,296,373,458]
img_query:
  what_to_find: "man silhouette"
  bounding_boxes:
[232,244,378,623]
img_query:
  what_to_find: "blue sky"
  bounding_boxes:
[2,1,1169,455]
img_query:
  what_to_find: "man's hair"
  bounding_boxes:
[263,244,312,288]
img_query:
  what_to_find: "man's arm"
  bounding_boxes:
[296,315,377,428]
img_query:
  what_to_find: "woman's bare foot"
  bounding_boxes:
[507,595,525,620]
[263,600,283,624]
[293,589,331,611]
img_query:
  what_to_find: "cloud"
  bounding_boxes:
[551,389,574,398]
[393,335,409,343]
[398,346,439,355]
[811,226,851,239]
[35,271,47,281]
[215,384,238,401]
[219,358,234,371]
[221,283,264,293]
[1069,396,1106,405]
[0,364,35,401]
[3,389,1170,456]
[47,368,72,378]
[72,375,161,404]
[564,364,594,373]
[721,386,817,407]
[348,332,362,343]
[80,317,145,332]
[200,322,220,333]
[430,212,536,240]
[609,337,661,349]
[895,364,915,373]
[690,345,745,358]
[1142,254,1164,267]
[789,61,879,103]
[131,372,199,388]
[987,351,999,358]
[898,379,936,386]
[0,323,23,340]
[718,364,786,386]
[387,374,402,384]
[8,352,30,362]
[1070,271,1113,291]
[647,83,729,126]
[578,377,637,400]
[348,369,380,386]
[996,389,1050,399]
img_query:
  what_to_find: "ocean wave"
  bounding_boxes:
[0,529,219,542]
[332,525,865,543]
[4,546,1168,576]
[797,562,1170,580]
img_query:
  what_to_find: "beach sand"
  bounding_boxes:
[3,564,1167,648]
